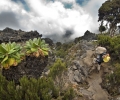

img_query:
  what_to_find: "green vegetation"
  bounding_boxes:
[0,42,23,69]
[97,34,120,95]
[0,38,49,70]
[99,25,106,33]
[0,75,58,100]
[98,0,120,35]
[49,59,67,92]
[49,59,67,79]
[24,38,49,57]
[55,42,73,58]
[97,34,120,60]
[0,59,75,100]
[103,63,120,96]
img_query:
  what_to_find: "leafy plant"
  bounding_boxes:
[24,38,49,57]
[0,42,24,69]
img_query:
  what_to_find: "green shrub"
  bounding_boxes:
[62,88,75,100]
[97,35,120,60]
[103,63,120,96]
[97,34,112,47]
[56,49,68,58]
[55,43,73,58]
[49,59,67,79]
[108,63,120,86]
[0,75,59,100]
[0,74,76,100]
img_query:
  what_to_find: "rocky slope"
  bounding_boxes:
[60,40,111,100]
[0,27,120,100]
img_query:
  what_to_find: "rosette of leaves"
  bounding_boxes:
[0,42,24,69]
[24,38,49,57]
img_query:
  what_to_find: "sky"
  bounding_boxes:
[0,0,107,42]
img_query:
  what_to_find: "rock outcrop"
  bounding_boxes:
[81,30,97,41]
[0,27,42,43]
[74,30,97,43]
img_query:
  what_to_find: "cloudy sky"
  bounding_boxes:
[0,0,107,42]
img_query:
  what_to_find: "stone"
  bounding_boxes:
[74,75,81,83]
[74,70,80,76]
[72,65,77,70]
[44,70,50,76]
[117,97,120,100]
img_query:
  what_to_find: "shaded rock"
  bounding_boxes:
[72,65,77,70]
[2,56,48,84]
[79,66,88,77]
[42,38,54,46]
[74,75,81,83]
[81,30,97,41]
[74,30,97,43]
[72,60,81,69]
[74,70,80,76]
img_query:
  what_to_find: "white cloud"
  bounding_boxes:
[0,0,107,42]
[25,0,94,40]
[83,0,107,32]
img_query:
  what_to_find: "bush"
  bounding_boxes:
[62,88,75,100]
[0,74,76,100]
[97,34,120,60]
[55,43,73,58]
[103,63,120,96]
[0,75,59,100]
[108,63,120,86]
[49,59,66,79]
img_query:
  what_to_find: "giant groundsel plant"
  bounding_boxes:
[24,38,49,57]
[0,42,24,69]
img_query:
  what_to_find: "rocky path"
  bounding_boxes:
[87,71,109,100]
[66,41,110,100]
[84,49,109,100]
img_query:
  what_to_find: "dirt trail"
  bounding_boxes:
[83,50,109,100]
[87,71,109,100]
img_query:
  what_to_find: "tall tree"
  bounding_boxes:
[98,0,120,36]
